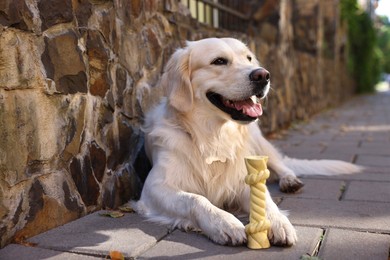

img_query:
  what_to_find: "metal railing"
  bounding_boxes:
[180,0,251,33]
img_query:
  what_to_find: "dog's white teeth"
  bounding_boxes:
[250,95,257,103]
[251,95,261,104]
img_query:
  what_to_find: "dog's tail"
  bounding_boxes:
[282,157,363,177]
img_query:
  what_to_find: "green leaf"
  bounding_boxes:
[99,211,124,218]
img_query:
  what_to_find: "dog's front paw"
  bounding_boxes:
[203,210,247,246]
[268,212,297,246]
[279,175,304,193]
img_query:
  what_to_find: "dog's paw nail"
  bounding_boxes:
[268,215,297,247]
[279,175,304,193]
[207,217,247,246]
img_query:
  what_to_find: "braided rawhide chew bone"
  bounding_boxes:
[244,155,271,249]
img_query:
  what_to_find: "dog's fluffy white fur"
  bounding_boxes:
[131,38,361,246]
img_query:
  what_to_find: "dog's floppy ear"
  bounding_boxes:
[162,47,193,113]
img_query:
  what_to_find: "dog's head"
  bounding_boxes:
[162,38,270,123]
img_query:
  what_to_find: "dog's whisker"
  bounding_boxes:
[268,86,276,93]
[263,96,269,108]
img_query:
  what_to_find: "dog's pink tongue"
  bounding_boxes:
[234,99,263,117]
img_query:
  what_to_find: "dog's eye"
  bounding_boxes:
[211,57,228,65]
[247,56,252,62]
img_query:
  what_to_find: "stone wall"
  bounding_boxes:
[0,0,355,247]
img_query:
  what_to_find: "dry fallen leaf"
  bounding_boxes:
[110,250,125,260]
[118,205,134,213]
[99,211,124,218]
[14,236,38,247]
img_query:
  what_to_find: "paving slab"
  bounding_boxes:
[332,132,365,141]
[319,229,390,260]
[320,139,361,146]
[299,133,337,142]
[344,181,390,202]
[282,151,326,160]
[362,166,390,174]
[0,244,100,259]
[322,144,361,156]
[316,152,356,162]
[358,142,390,155]
[282,130,338,143]
[140,226,323,260]
[282,144,325,155]
[270,139,303,148]
[363,132,390,142]
[280,198,390,233]
[27,211,169,258]
[302,171,390,182]
[268,179,344,200]
[355,154,390,167]
[279,137,361,163]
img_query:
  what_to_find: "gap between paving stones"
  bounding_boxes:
[294,222,390,258]
[351,154,358,164]
[14,244,106,260]
[306,228,326,258]
[337,181,347,201]
[31,245,112,259]
[317,228,390,260]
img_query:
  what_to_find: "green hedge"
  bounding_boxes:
[377,16,390,74]
[340,0,381,93]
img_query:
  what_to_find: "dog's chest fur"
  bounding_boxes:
[145,102,255,208]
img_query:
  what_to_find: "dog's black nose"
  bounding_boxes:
[249,68,270,87]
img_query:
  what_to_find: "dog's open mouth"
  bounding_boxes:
[206,92,263,122]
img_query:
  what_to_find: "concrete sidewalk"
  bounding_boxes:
[1,91,390,259]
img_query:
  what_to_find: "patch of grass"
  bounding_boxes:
[338,181,347,201]
[301,229,326,260]
[300,255,322,260]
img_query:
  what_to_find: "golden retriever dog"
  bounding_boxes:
[131,38,361,246]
